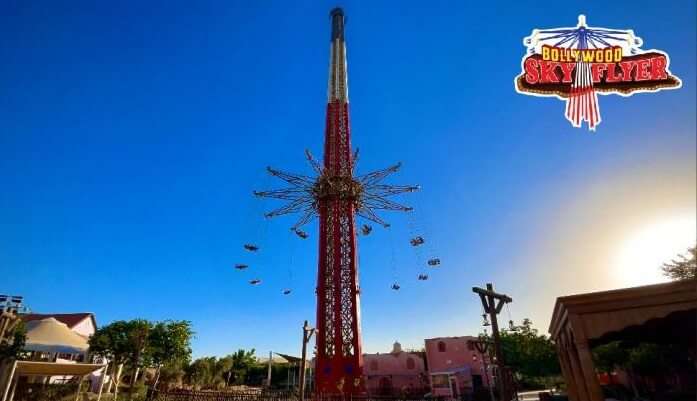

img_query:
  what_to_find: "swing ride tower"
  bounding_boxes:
[314,8,363,395]
[254,8,419,396]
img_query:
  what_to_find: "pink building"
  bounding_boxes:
[362,342,428,397]
[424,336,492,398]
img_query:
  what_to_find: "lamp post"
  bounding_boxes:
[472,283,513,401]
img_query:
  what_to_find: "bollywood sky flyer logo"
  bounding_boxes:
[515,15,681,131]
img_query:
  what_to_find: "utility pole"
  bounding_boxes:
[472,283,512,401]
[299,320,316,401]
[267,351,273,388]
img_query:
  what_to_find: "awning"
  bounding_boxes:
[24,317,88,354]
[2,362,107,401]
[13,361,106,376]
[274,352,302,364]
[430,366,471,375]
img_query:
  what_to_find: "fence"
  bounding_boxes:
[149,390,452,401]
[150,390,297,401]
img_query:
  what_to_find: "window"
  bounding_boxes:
[432,374,450,388]
[406,357,415,369]
[437,341,446,352]
[370,360,378,371]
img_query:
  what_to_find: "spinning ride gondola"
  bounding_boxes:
[410,236,424,246]
[244,244,259,252]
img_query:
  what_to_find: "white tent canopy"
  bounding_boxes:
[1,361,106,401]
[24,317,88,354]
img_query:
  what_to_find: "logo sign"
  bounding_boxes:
[515,15,681,131]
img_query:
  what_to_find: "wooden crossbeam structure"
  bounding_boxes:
[472,283,514,401]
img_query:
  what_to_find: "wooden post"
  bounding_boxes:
[471,339,496,401]
[562,332,589,401]
[473,283,512,401]
[1,361,17,401]
[567,315,603,401]
[96,364,108,401]
[267,351,273,388]
[555,343,579,401]
[574,342,603,401]
[74,376,84,401]
[299,320,316,401]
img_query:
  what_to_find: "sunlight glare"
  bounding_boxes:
[614,214,696,287]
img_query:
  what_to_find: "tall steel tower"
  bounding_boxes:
[254,8,418,396]
[314,7,363,395]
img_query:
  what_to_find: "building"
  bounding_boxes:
[22,313,97,345]
[424,336,490,398]
[20,313,104,391]
[549,279,696,401]
[362,342,428,397]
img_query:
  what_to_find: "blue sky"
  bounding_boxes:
[1,0,695,358]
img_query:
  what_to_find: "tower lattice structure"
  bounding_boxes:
[254,8,418,396]
[314,8,363,395]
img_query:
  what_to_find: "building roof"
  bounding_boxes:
[24,317,89,353]
[21,313,96,330]
[548,279,697,345]
[424,335,477,342]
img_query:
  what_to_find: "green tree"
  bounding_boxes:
[89,319,153,400]
[484,319,560,389]
[158,362,187,390]
[0,320,26,364]
[185,357,220,389]
[148,320,194,390]
[216,355,235,387]
[89,320,134,400]
[125,319,151,400]
[183,350,259,388]
[228,349,257,385]
[661,246,696,280]
[593,341,628,374]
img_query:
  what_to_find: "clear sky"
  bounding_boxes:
[1,0,695,359]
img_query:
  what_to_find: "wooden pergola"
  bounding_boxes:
[548,279,697,401]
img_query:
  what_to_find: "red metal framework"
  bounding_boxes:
[254,8,417,396]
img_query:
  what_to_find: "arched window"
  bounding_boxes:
[437,341,446,352]
[406,357,415,370]
[370,360,379,371]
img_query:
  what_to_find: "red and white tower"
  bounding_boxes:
[314,7,365,395]
[254,8,417,397]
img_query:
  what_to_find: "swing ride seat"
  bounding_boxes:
[283,289,292,295]
[234,264,249,270]
[410,236,424,246]
[249,279,261,285]
[361,224,372,235]
[244,244,259,252]
[391,283,400,290]
[418,274,428,281]
[427,258,441,266]
[294,229,309,239]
